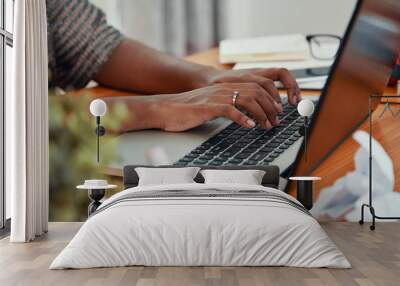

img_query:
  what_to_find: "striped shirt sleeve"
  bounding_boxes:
[46,0,124,90]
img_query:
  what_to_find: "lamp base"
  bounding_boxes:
[88,189,105,216]
[359,203,400,231]
[289,176,321,210]
[296,180,314,210]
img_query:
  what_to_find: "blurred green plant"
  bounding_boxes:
[49,92,128,221]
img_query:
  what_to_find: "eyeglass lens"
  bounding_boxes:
[309,36,341,60]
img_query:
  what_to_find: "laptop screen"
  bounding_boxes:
[293,0,400,176]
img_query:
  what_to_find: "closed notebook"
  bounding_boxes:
[219,34,309,64]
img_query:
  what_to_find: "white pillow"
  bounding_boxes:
[200,169,266,185]
[135,167,201,186]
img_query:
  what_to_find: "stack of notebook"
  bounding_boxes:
[219,34,333,90]
[219,34,309,64]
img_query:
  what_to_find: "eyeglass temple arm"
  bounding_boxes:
[306,34,342,42]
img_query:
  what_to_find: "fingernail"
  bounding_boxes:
[246,119,256,128]
[274,102,283,113]
[275,118,280,125]
[265,120,272,129]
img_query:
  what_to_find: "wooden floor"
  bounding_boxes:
[0,222,399,286]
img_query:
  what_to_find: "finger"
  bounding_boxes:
[217,76,283,106]
[247,75,282,105]
[254,68,301,105]
[236,94,272,129]
[250,90,280,126]
[219,82,282,113]
[249,77,283,113]
[215,105,256,129]
[220,85,278,127]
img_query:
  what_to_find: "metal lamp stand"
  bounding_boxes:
[359,95,400,230]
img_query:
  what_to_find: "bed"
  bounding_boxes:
[50,165,350,269]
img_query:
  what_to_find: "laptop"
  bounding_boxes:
[115,0,400,179]
[172,0,400,176]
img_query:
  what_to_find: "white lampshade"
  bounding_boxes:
[297,99,315,117]
[89,99,107,117]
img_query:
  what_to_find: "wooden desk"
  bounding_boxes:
[68,48,399,194]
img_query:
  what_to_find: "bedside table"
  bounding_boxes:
[77,180,117,216]
[289,176,321,210]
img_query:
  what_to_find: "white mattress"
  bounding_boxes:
[50,183,350,269]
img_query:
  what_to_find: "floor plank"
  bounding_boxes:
[0,222,399,286]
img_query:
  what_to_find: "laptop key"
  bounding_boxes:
[280,142,291,149]
[194,158,209,163]
[271,152,281,158]
[220,151,236,158]
[229,135,242,140]
[263,158,274,163]
[250,152,268,161]
[200,154,214,160]
[231,142,248,148]
[287,125,300,131]
[254,138,269,144]
[225,138,237,144]
[222,141,236,148]
[281,130,295,136]
[237,138,254,144]
[250,130,266,136]
[243,146,259,153]
[273,137,286,143]
[244,160,258,165]
[235,152,252,159]
[211,145,225,152]
[235,130,249,135]
[210,158,224,163]
[259,146,274,153]
[229,158,243,164]
[266,142,280,148]
[246,134,258,139]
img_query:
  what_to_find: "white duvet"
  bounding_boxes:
[50,183,350,269]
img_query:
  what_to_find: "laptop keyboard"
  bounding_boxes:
[174,104,305,167]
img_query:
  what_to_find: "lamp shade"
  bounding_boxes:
[297,99,315,117]
[89,99,107,117]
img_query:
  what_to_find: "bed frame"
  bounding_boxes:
[123,165,280,189]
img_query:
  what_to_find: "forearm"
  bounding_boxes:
[95,39,216,94]
[103,96,163,131]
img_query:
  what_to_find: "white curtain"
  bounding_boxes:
[91,0,355,57]
[7,0,49,242]
[93,0,220,56]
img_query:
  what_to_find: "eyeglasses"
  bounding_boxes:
[306,34,342,60]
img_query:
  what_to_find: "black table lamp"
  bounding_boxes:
[89,99,107,163]
[297,99,315,162]
[289,99,320,210]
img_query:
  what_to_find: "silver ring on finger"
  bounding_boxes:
[232,91,240,108]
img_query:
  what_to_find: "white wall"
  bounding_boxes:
[91,0,122,30]
[219,0,357,39]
